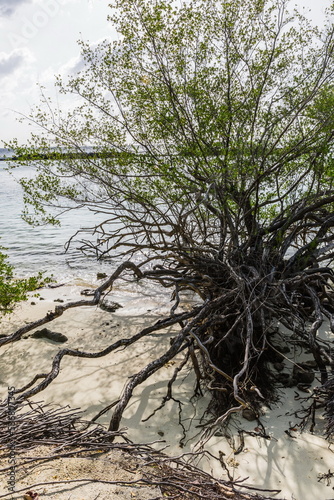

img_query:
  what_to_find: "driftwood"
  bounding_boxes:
[0,398,278,500]
[0,398,125,457]
[314,377,334,440]
[324,377,334,439]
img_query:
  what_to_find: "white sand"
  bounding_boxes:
[0,285,333,500]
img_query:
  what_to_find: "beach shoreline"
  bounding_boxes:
[0,284,333,499]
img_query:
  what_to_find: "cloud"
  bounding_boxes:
[0,0,31,17]
[0,48,34,78]
[60,38,112,76]
[63,54,86,75]
[0,51,24,76]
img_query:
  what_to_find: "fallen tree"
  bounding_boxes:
[6,0,334,437]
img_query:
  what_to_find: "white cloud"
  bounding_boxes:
[61,53,86,76]
[59,38,111,76]
[0,0,32,17]
[0,48,34,77]
[0,51,23,75]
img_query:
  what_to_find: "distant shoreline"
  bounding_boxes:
[0,152,118,161]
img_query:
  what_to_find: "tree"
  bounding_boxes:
[7,0,334,434]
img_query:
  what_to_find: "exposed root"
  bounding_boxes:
[2,257,333,440]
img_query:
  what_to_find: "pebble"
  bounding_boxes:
[242,408,257,421]
[31,328,68,343]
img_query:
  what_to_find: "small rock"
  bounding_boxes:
[54,298,64,303]
[288,377,298,387]
[24,491,39,500]
[30,301,36,305]
[297,383,311,392]
[99,302,122,313]
[293,365,315,384]
[97,272,108,280]
[271,351,284,362]
[279,346,291,354]
[157,430,164,436]
[81,288,106,297]
[273,362,285,372]
[276,373,296,387]
[81,288,95,296]
[276,372,290,382]
[31,328,68,343]
[48,283,65,288]
[301,360,317,369]
[39,297,45,300]
[242,408,257,421]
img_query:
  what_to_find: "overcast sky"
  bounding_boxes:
[0,0,331,146]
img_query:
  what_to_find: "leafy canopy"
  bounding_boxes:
[7,0,334,266]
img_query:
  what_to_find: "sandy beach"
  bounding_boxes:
[0,284,333,499]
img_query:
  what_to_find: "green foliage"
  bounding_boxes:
[6,0,334,263]
[0,247,49,316]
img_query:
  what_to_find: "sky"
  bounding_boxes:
[0,0,331,146]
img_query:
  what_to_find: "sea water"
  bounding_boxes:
[0,153,118,284]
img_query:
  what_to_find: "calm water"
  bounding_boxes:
[0,157,117,284]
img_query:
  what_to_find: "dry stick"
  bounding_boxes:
[0,478,158,500]
[0,399,126,459]
[305,284,328,384]
[14,308,198,401]
[0,472,269,500]
[89,400,119,424]
[235,483,282,495]
[188,329,233,383]
[108,294,228,432]
[195,404,244,452]
[142,352,190,423]
[108,333,189,432]
[0,441,164,475]
[0,478,203,500]
[0,398,171,489]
